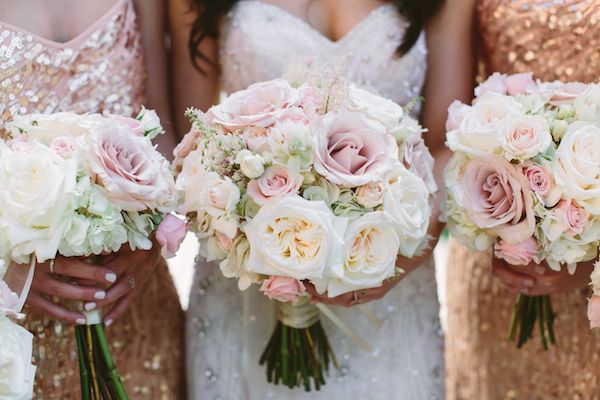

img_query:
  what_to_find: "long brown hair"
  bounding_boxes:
[188,0,444,72]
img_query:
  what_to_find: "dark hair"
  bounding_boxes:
[188,0,444,72]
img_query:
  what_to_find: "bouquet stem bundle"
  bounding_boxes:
[75,311,128,399]
[508,294,556,350]
[259,296,337,391]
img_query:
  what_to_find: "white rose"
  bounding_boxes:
[199,236,228,262]
[348,84,404,129]
[0,316,36,400]
[236,149,265,179]
[384,168,432,257]
[590,261,600,295]
[574,84,600,121]
[219,235,259,290]
[7,112,103,144]
[194,209,214,239]
[355,182,385,208]
[0,142,77,262]
[211,214,239,239]
[199,172,241,217]
[500,115,552,161]
[176,149,207,214]
[446,92,523,156]
[544,235,598,274]
[244,195,347,280]
[324,212,400,297]
[137,106,164,139]
[554,122,600,213]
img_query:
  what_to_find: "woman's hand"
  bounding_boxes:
[26,258,118,324]
[492,256,593,296]
[84,244,162,326]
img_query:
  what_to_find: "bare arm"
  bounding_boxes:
[135,0,177,159]
[422,0,477,240]
[168,0,220,137]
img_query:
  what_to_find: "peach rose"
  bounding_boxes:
[494,237,539,266]
[260,276,306,302]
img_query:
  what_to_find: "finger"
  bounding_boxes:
[86,277,133,309]
[502,283,530,294]
[53,259,118,284]
[104,292,135,327]
[27,293,87,324]
[36,278,106,302]
[492,263,536,288]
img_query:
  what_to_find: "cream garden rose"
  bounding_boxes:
[500,115,552,161]
[554,122,600,213]
[348,84,404,129]
[199,172,241,217]
[244,195,346,280]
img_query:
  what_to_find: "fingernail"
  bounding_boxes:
[105,273,117,283]
[76,318,86,325]
[524,279,534,287]
[105,319,113,327]
[84,302,96,311]
[534,266,546,275]
[94,291,106,300]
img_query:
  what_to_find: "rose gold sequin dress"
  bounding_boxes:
[0,1,184,398]
[445,1,600,399]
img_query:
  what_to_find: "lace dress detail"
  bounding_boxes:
[0,1,184,398]
[446,1,600,399]
[187,2,443,399]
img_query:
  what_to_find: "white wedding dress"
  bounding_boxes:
[186,2,443,399]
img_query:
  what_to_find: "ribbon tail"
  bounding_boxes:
[15,258,36,313]
[314,303,373,352]
[357,304,384,329]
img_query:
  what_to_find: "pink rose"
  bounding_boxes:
[554,199,589,236]
[403,134,437,194]
[494,237,539,266]
[111,115,144,136]
[462,157,535,243]
[500,115,551,161]
[280,107,310,125]
[242,126,271,152]
[355,182,385,208]
[88,120,177,212]
[49,136,77,158]
[173,126,200,160]
[445,100,471,131]
[155,214,187,258]
[298,85,322,116]
[246,166,303,205]
[588,296,600,329]
[313,111,398,187]
[0,279,19,316]
[523,164,553,196]
[504,73,536,96]
[260,276,306,302]
[539,81,588,106]
[474,72,507,97]
[207,79,299,129]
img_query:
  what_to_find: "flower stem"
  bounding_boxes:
[93,324,129,399]
[75,327,92,400]
[86,325,102,399]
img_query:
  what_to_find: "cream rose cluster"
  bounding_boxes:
[444,77,600,279]
[176,76,434,300]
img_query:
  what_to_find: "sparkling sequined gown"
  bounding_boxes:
[186,2,443,399]
[445,1,600,399]
[0,1,184,398]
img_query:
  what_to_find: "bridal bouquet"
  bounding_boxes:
[444,72,600,348]
[175,77,435,390]
[0,108,182,399]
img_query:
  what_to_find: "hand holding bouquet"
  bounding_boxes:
[444,73,600,348]
[175,76,435,390]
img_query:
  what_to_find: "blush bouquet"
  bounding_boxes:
[0,108,184,399]
[444,72,600,348]
[174,77,435,390]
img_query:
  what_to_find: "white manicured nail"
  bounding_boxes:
[105,273,117,283]
[84,302,96,311]
[76,318,86,325]
[105,319,113,327]
[94,291,106,300]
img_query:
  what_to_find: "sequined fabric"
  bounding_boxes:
[0,1,184,398]
[446,2,600,399]
[187,2,443,398]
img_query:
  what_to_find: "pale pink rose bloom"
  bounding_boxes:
[298,85,322,116]
[403,134,437,194]
[111,115,144,136]
[215,231,234,251]
[523,164,554,196]
[280,107,310,125]
[173,127,200,160]
[505,73,536,95]
[155,214,187,258]
[474,72,507,96]
[494,237,539,266]
[242,126,271,152]
[0,279,19,316]
[462,157,535,243]
[88,121,176,212]
[539,81,588,106]
[246,166,303,205]
[49,136,77,158]
[7,136,34,153]
[587,296,600,329]
[554,199,589,235]
[313,111,398,187]
[355,182,385,208]
[445,100,471,131]
[260,276,306,302]
[207,79,299,129]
